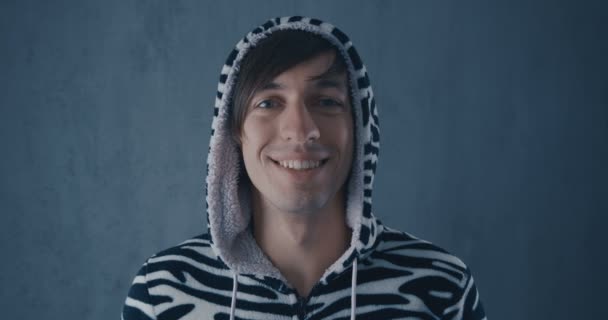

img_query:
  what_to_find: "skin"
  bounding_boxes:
[240,51,354,297]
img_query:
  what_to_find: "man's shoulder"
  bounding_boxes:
[365,226,486,319]
[151,233,214,258]
[123,235,238,318]
[139,233,229,277]
[373,226,472,278]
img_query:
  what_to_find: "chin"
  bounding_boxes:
[274,194,329,215]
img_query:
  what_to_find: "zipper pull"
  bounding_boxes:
[297,296,307,320]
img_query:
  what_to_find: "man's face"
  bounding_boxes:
[240,51,354,215]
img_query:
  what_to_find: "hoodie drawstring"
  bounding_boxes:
[351,258,358,320]
[228,259,358,320]
[230,273,239,320]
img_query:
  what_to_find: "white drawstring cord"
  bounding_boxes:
[351,258,358,320]
[230,273,239,320]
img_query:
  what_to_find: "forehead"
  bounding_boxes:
[262,51,349,91]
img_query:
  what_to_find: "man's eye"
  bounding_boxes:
[256,99,275,109]
[318,98,343,107]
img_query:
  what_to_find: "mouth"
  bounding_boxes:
[270,158,329,171]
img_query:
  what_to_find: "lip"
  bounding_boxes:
[268,156,329,167]
[265,146,331,163]
[268,156,329,181]
[267,154,329,162]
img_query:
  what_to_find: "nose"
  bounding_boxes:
[279,100,320,142]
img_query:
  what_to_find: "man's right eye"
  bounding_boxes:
[256,99,275,109]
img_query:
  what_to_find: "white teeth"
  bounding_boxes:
[278,160,322,170]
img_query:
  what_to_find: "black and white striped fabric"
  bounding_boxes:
[122,16,486,320]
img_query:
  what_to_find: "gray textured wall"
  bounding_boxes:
[1,0,606,319]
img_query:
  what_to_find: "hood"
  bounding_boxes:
[205,16,381,281]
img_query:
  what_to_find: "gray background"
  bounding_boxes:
[1,0,606,319]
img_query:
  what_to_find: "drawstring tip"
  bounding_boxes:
[351,258,358,320]
[230,273,239,320]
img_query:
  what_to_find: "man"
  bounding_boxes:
[123,16,486,320]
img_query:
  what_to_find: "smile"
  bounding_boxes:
[279,159,320,170]
[270,158,329,171]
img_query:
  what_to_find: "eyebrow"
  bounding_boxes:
[259,82,284,91]
[311,78,347,91]
[257,77,347,93]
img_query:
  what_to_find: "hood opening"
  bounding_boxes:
[205,16,380,281]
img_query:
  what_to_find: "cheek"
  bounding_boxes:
[320,116,354,153]
[241,117,272,163]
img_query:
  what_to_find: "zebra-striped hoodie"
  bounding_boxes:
[122,16,487,320]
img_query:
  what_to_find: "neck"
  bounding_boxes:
[252,190,351,297]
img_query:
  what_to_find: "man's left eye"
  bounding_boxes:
[318,98,342,107]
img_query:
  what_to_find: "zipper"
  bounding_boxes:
[296,296,308,320]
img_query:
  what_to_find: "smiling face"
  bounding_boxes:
[240,51,354,215]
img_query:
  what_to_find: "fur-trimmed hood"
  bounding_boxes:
[123,17,486,320]
[205,16,381,282]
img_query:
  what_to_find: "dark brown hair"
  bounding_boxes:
[229,29,348,142]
